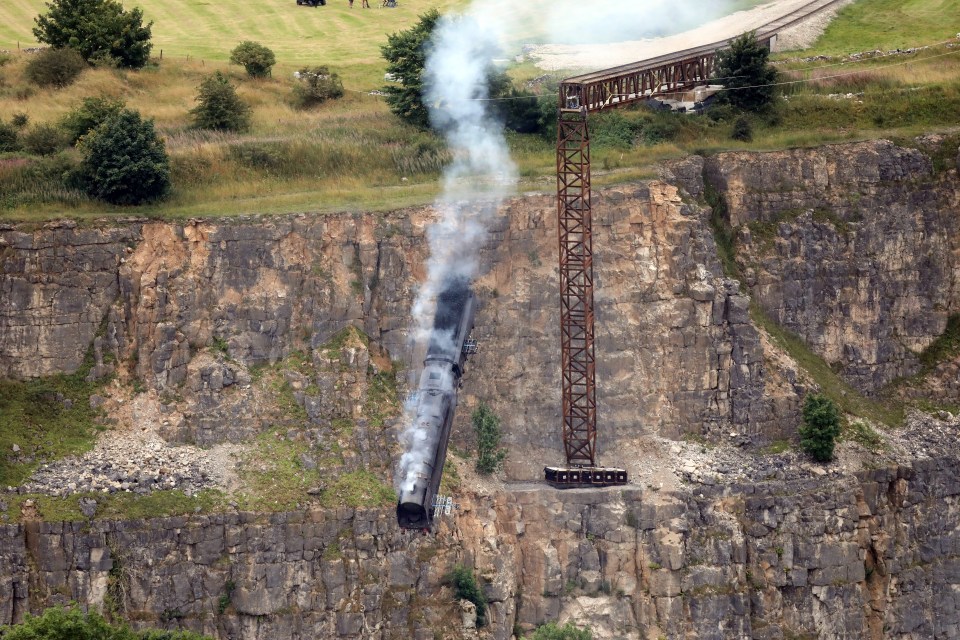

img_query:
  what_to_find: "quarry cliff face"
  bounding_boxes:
[0,174,783,480]
[3,456,960,640]
[1,137,960,639]
[705,137,960,394]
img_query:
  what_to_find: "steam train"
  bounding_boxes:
[396,279,476,530]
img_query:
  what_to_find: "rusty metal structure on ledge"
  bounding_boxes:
[547,0,847,488]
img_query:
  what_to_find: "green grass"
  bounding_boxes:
[2,490,225,522]
[0,0,473,85]
[803,0,960,56]
[318,470,396,508]
[919,314,960,369]
[234,432,322,511]
[750,303,903,428]
[0,346,108,486]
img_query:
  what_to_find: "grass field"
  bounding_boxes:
[1,0,959,221]
[803,0,960,55]
[1,0,474,87]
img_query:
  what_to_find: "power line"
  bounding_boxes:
[342,38,960,101]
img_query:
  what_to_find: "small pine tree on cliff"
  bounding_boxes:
[799,393,841,462]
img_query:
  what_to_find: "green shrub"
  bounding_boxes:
[530,622,594,640]
[799,393,841,462]
[0,154,85,210]
[21,124,69,155]
[731,116,753,142]
[472,402,505,475]
[590,111,642,148]
[191,71,251,132]
[77,109,170,205]
[230,41,276,78]
[450,564,487,627]
[33,0,153,68]
[24,47,87,88]
[0,120,21,152]
[61,95,126,144]
[714,31,778,112]
[292,65,344,109]
[0,605,212,639]
[11,112,30,128]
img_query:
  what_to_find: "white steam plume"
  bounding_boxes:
[394,0,738,492]
[395,9,515,493]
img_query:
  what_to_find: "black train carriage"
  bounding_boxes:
[397,279,476,530]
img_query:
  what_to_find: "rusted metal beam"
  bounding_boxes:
[556,103,596,467]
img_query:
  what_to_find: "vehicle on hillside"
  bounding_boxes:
[296,0,326,6]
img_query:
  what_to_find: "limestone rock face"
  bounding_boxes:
[705,140,960,393]
[0,221,138,378]
[3,458,960,639]
[0,176,783,468]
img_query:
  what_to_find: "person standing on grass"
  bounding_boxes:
[362,0,369,7]
[349,0,354,7]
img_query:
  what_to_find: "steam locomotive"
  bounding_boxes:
[396,279,476,530]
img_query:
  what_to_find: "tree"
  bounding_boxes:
[472,402,505,474]
[714,31,778,112]
[799,393,841,462]
[2,605,211,640]
[190,71,251,132]
[530,622,594,640]
[77,109,170,205]
[380,8,441,128]
[229,41,276,78]
[60,95,126,144]
[33,0,154,69]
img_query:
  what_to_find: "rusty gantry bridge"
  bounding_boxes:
[547,0,849,487]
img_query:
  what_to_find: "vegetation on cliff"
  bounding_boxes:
[0,605,211,639]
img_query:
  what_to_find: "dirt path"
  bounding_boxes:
[526,0,851,72]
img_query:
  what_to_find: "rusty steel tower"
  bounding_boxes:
[545,83,627,488]
[533,1,829,488]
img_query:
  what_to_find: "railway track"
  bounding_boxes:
[566,0,851,86]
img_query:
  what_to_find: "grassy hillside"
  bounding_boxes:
[1,0,473,86]
[804,0,960,55]
[0,0,959,220]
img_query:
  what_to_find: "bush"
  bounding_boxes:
[292,65,344,109]
[33,0,153,69]
[799,393,841,462]
[0,120,21,152]
[0,605,213,640]
[714,31,778,112]
[12,112,30,128]
[450,564,487,627]
[21,123,69,155]
[472,402,505,474]
[530,622,593,640]
[191,71,251,132]
[77,109,170,205]
[731,115,753,141]
[24,47,86,88]
[61,95,126,144]
[230,41,276,78]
